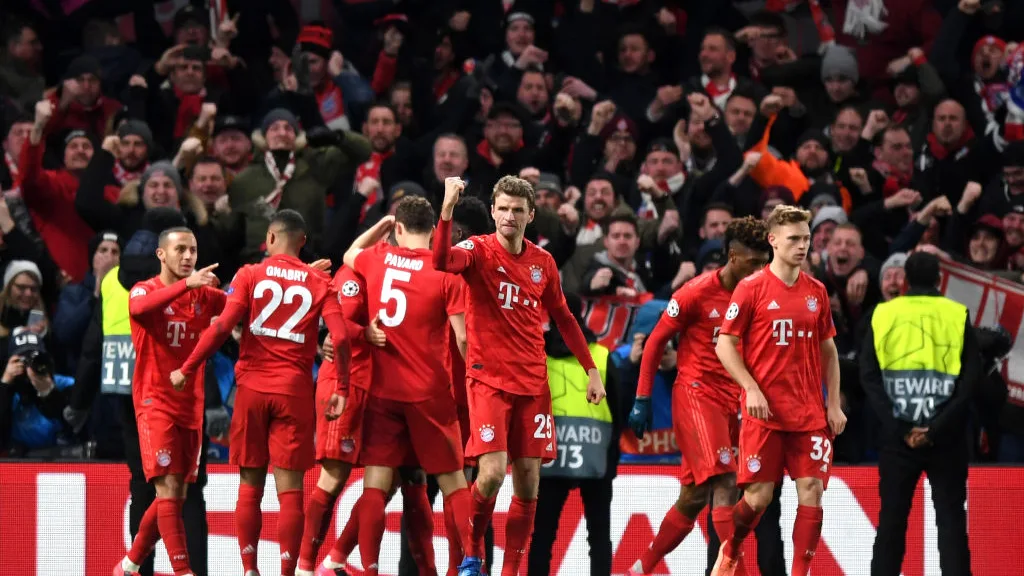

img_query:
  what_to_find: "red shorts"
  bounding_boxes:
[315,384,369,465]
[137,411,202,483]
[736,421,834,489]
[457,402,470,452]
[230,386,315,471]
[360,393,464,475]
[465,379,556,463]
[673,386,740,486]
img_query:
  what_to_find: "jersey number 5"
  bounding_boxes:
[250,279,313,343]
[380,268,410,327]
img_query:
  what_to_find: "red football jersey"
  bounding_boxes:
[718,268,836,432]
[318,267,372,391]
[228,254,340,396]
[440,233,567,396]
[129,277,226,428]
[450,327,467,407]
[639,271,740,409]
[354,243,465,401]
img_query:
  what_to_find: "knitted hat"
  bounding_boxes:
[879,252,907,289]
[696,238,727,271]
[261,108,300,134]
[298,23,333,60]
[811,205,848,232]
[64,129,90,147]
[3,260,42,290]
[600,114,640,142]
[631,299,669,337]
[973,35,1007,65]
[388,181,428,204]
[536,172,563,197]
[117,119,153,150]
[821,45,859,84]
[797,128,829,151]
[139,162,183,196]
[63,55,101,80]
[87,230,120,264]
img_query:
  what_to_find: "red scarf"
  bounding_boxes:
[315,80,346,128]
[926,125,976,161]
[872,159,911,198]
[112,161,147,186]
[476,139,523,167]
[174,87,204,139]
[263,151,296,210]
[434,69,460,103]
[351,150,394,219]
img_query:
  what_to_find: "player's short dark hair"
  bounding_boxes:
[269,209,307,236]
[492,175,536,211]
[452,196,493,236]
[724,217,770,253]
[158,226,195,247]
[904,251,941,289]
[394,196,436,234]
[766,204,811,230]
[606,212,639,235]
[704,27,737,52]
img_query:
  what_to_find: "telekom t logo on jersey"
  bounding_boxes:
[772,318,793,346]
[498,281,521,309]
[166,321,187,348]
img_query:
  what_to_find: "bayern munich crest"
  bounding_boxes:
[746,455,762,473]
[341,438,355,453]
[480,424,495,443]
[156,449,172,467]
[530,265,543,284]
[806,296,818,312]
[717,447,732,465]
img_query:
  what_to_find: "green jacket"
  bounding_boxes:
[228,131,371,263]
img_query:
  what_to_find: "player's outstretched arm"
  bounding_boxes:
[433,177,475,273]
[179,298,248,379]
[342,215,395,269]
[128,263,219,318]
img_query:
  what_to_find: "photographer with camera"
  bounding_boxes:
[0,327,72,455]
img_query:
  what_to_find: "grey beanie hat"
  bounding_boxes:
[139,161,183,195]
[821,45,859,84]
[880,252,908,289]
[261,108,300,134]
[811,205,848,233]
[117,119,154,150]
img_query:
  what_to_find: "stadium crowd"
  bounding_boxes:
[1,0,1024,574]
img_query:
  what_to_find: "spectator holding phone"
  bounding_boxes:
[0,327,72,455]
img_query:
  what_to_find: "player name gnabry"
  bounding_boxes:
[383,252,424,271]
[265,266,308,283]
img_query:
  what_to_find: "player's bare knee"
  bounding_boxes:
[317,461,351,495]
[475,453,507,497]
[743,481,775,511]
[273,467,305,492]
[154,474,185,498]
[436,470,468,496]
[239,466,267,489]
[709,474,739,508]
[510,458,541,500]
[795,477,823,507]
[675,483,709,518]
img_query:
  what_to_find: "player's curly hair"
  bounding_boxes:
[453,196,494,236]
[394,196,436,234]
[492,175,536,211]
[724,216,770,253]
[765,204,811,230]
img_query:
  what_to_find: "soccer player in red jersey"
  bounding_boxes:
[339,196,475,576]
[113,227,223,576]
[171,209,351,576]
[624,217,771,576]
[710,205,847,576]
[433,175,606,576]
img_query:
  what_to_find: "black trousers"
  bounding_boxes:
[397,475,495,575]
[527,476,614,576]
[871,437,971,576]
[116,395,210,576]
[704,482,786,576]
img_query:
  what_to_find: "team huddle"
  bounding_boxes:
[114,175,604,576]
[111,170,844,576]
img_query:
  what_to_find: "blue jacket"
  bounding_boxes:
[53,273,98,372]
[10,375,74,449]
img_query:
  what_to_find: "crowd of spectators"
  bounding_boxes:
[2,0,1024,465]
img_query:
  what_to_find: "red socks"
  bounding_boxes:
[639,506,695,574]
[237,483,264,573]
[469,483,496,559]
[356,488,388,576]
[725,498,763,559]
[328,498,362,564]
[445,488,473,559]
[156,498,191,575]
[443,496,462,576]
[500,496,536,576]
[299,487,337,571]
[712,505,746,573]
[402,483,437,576]
[126,501,161,566]
[791,505,823,576]
[278,489,304,576]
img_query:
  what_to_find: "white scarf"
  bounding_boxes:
[843,0,888,40]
